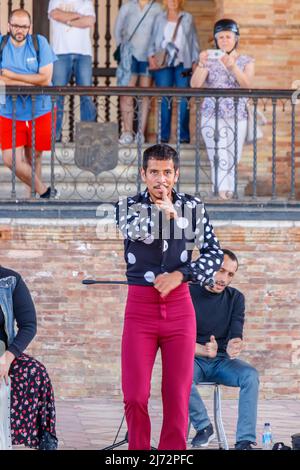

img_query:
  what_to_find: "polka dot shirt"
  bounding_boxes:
[115,189,223,286]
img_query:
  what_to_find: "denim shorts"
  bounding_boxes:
[131,56,150,77]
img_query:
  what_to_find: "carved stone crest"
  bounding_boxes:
[74,122,118,175]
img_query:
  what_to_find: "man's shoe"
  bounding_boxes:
[234,440,256,450]
[40,187,58,199]
[191,424,215,448]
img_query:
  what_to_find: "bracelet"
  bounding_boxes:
[197,62,206,69]
[66,20,72,26]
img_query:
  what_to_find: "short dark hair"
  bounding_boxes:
[142,144,179,172]
[222,249,239,269]
[9,9,32,24]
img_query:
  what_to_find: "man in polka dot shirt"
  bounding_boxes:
[115,144,223,450]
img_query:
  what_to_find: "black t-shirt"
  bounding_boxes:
[189,284,245,353]
[0,266,37,357]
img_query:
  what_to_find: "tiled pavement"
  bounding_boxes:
[39,397,300,450]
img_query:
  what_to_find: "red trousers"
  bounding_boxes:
[122,283,196,450]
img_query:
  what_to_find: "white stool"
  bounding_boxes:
[188,382,229,450]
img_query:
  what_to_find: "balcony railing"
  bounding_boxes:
[0,86,299,204]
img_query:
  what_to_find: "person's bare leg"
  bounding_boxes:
[139,75,152,136]
[2,148,47,196]
[24,147,43,197]
[120,75,138,133]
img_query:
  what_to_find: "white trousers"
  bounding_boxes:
[201,116,247,193]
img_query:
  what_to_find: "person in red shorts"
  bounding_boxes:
[0,8,57,198]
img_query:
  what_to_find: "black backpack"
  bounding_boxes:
[0,33,40,67]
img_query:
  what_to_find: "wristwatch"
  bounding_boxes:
[197,62,206,69]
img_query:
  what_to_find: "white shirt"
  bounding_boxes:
[162,21,184,66]
[48,0,95,56]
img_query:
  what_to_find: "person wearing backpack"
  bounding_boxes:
[0,8,57,199]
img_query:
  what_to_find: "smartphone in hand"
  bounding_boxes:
[207,49,225,60]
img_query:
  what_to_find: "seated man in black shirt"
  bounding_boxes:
[188,249,259,450]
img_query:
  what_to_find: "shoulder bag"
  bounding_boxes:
[150,15,183,70]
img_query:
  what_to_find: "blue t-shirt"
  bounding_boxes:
[0,34,56,120]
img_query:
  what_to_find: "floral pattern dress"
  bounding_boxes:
[202,54,254,121]
[9,353,57,449]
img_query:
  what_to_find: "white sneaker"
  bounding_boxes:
[119,132,134,145]
[134,133,145,144]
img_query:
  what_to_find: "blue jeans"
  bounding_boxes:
[53,54,97,140]
[131,56,150,77]
[153,63,191,142]
[189,353,259,443]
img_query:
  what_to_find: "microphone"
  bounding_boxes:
[189,277,215,288]
[205,277,215,288]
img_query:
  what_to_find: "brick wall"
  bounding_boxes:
[1,219,299,399]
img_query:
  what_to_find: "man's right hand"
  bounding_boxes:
[155,185,178,220]
[195,336,218,358]
[204,335,218,358]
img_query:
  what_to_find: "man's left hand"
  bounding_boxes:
[154,271,183,298]
[226,338,243,359]
[1,69,16,79]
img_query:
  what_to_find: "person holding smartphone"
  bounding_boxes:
[191,19,255,200]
